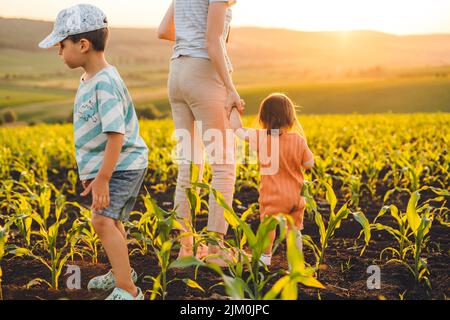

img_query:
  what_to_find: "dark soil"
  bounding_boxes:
[2,174,449,300]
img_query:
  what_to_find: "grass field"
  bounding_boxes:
[0,84,70,109]
[1,74,449,123]
[1,19,450,123]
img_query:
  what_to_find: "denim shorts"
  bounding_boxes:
[93,168,147,221]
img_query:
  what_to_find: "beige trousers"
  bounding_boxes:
[168,56,236,235]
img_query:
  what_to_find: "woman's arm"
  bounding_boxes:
[206,2,243,116]
[157,1,175,41]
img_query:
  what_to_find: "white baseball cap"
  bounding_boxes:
[39,4,108,49]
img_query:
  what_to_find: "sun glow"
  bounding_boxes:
[0,0,450,34]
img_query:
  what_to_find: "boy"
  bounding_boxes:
[39,4,149,300]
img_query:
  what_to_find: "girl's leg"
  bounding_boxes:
[259,214,276,267]
[264,229,277,256]
[260,212,277,255]
[92,213,137,296]
[289,205,305,253]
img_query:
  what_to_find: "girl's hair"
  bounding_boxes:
[257,93,305,136]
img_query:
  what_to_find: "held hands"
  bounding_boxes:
[225,89,245,118]
[81,176,110,211]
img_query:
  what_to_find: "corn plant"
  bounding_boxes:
[0,221,13,300]
[11,197,80,289]
[263,229,325,300]
[129,189,179,257]
[211,187,284,300]
[129,210,154,257]
[178,184,325,300]
[372,189,445,287]
[372,205,411,260]
[171,227,325,300]
[302,181,371,267]
[0,180,16,215]
[10,195,34,247]
[142,195,203,300]
[184,163,210,257]
[60,204,97,263]
[65,169,79,195]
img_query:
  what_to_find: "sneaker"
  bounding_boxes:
[105,287,144,300]
[88,269,138,291]
[259,253,272,267]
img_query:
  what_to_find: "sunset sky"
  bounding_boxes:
[1,0,450,35]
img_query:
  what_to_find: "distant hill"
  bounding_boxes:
[1,18,449,123]
[1,17,450,78]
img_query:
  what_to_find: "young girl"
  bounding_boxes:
[230,93,314,266]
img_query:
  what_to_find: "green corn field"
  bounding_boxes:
[0,113,448,300]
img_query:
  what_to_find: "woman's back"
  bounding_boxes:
[172,0,233,72]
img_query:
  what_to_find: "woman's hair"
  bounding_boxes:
[257,93,305,136]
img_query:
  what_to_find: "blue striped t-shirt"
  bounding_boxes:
[74,66,148,181]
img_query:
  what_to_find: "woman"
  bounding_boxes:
[158,0,243,265]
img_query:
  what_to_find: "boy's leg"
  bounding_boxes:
[92,213,137,296]
[115,220,127,240]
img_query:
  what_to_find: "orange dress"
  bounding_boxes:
[252,131,313,230]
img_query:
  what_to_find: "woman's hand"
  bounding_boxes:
[81,175,110,211]
[226,89,244,117]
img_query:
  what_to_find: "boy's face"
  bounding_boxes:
[58,39,87,69]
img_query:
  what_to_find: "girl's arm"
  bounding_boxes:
[302,143,315,170]
[206,2,243,117]
[230,108,255,142]
[157,1,175,41]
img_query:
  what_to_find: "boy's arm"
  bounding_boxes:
[81,133,124,211]
[97,133,124,180]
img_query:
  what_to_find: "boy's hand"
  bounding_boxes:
[81,180,92,190]
[81,176,110,211]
